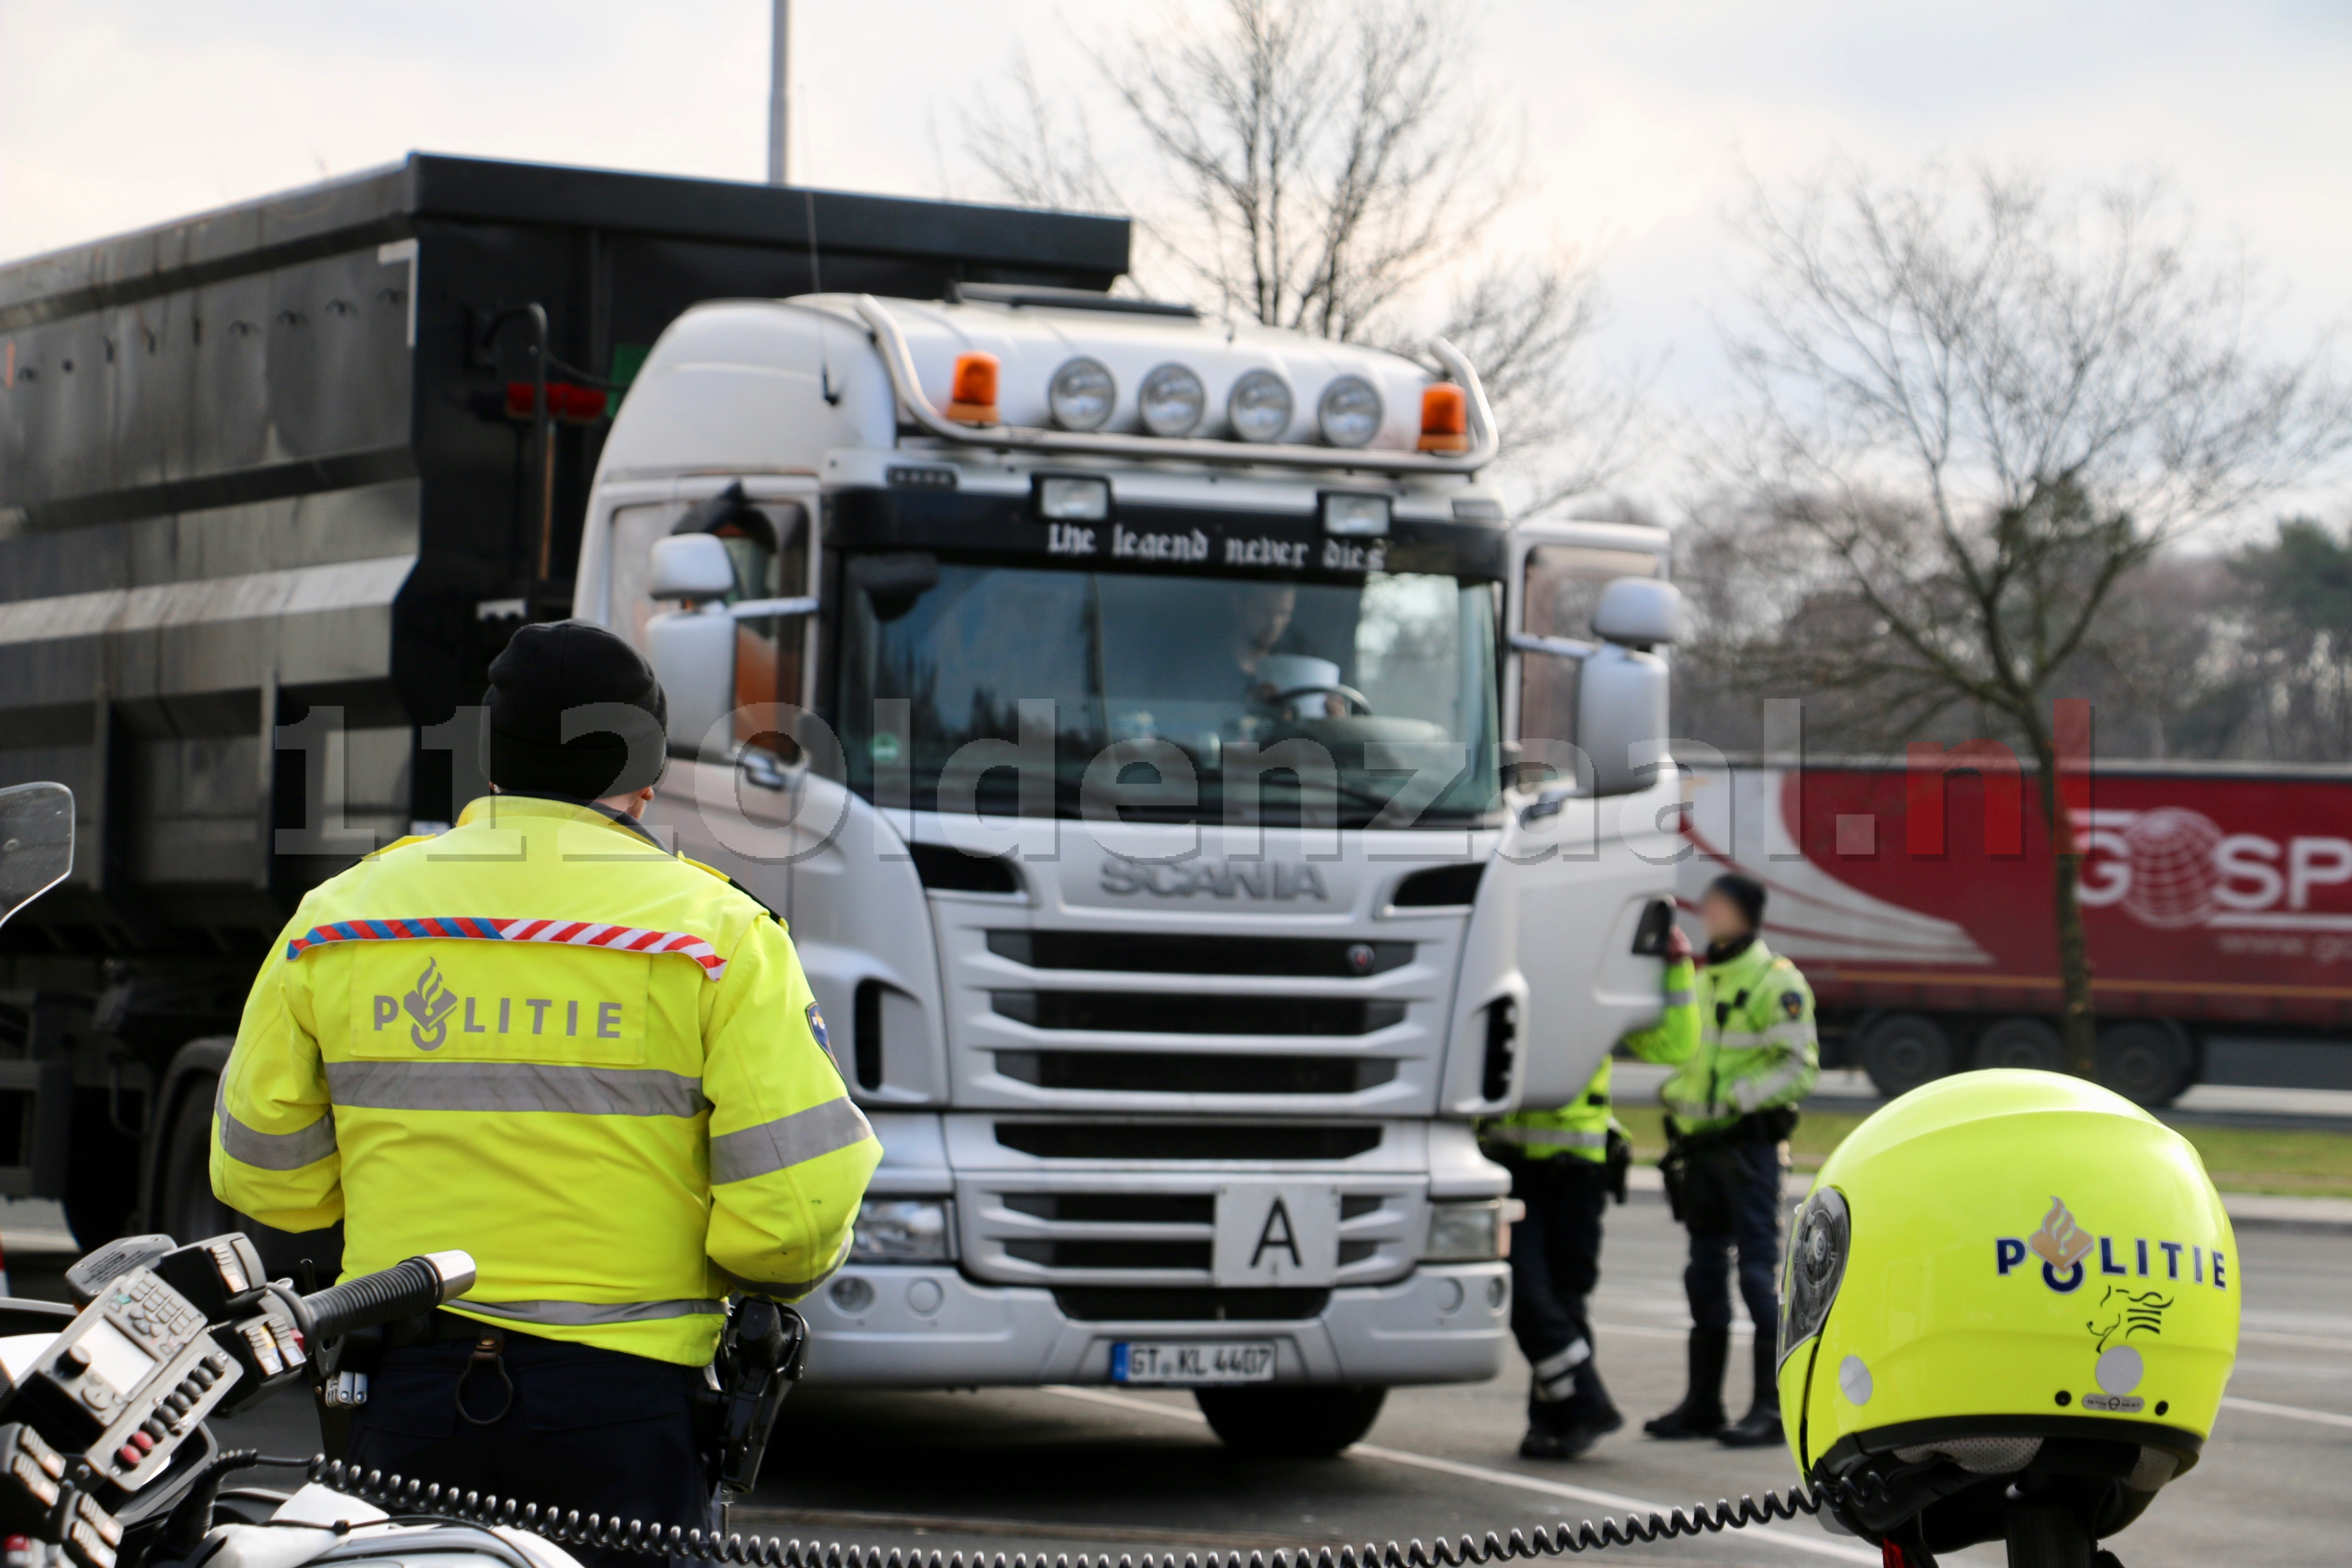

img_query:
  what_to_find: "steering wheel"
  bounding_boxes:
[1267,682,1375,717]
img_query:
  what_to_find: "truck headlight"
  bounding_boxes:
[1423,1199,1505,1263]
[849,1198,957,1263]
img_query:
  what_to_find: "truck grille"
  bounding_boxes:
[1007,1240,1212,1269]
[992,992,1405,1035]
[989,931,1413,978]
[993,1050,1398,1094]
[992,1122,1382,1160]
[964,1175,1420,1290]
[933,881,1465,1112]
[1051,1287,1330,1322]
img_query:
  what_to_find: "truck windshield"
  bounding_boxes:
[840,562,1500,826]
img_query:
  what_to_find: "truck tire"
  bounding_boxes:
[1975,1017,2065,1074]
[157,1075,237,1245]
[62,1090,144,1249]
[2097,1021,2192,1107]
[1859,1013,1954,1098]
[1194,1385,1387,1457]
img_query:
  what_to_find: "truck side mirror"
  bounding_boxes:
[1577,645,1670,797]
[0,782,74,930]
[649,533,738,602]
[645,535,740,758]
[1591,577,1684,647]
[1578,577,1678,797]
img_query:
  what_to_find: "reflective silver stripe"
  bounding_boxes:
[214,1079,338,1170]
[1533,1337,1591,1400]
[325,1061,706,1117]
[1531,1338,1591,1380]
[450,1297,725,1326]
[1714,1020,1816,1052]
[1733,1058,1816,1113]
[1662,988,1696,1008]
[710,1097,875,1184]
[1485,1125,1608,1149]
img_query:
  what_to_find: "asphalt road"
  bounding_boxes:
[91,1195,2345,1567]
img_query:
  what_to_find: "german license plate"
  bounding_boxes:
[1111,1340,1277,1385]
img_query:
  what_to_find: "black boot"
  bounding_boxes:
[1643,1327,1729,1439]
[1719,1334,1782,1447]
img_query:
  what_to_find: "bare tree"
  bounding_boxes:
[961,55,1125,218]
[961,0,1638,507]
[1713,160,2352,1075]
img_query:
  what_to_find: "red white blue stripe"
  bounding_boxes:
[284,917,726,978]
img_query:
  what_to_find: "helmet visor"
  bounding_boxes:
[1779,1186,1850,1367]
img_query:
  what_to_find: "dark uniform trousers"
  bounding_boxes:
[1502,1154,1616,1426]
[1684,1136,1783,1342]
[346,1328,713,1568]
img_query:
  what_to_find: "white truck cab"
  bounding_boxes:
[573,284,1683,1451]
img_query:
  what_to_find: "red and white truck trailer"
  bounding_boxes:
[1682,758,2352,1104]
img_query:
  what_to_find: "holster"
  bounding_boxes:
[699,1296,810,1493]
[1658,1118,1743,1234]
[1603,1127,1633,1206]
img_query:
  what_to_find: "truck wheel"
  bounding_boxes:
[1859,1014,1953,1098]
[1194,1385,1387,1457]
[1976,1017,2065,1074]
[62,1089,144,1249]
[2097,1022,2191,1107]
[158,1077,237,1244]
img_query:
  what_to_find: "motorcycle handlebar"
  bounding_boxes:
[296,1250,477,1344]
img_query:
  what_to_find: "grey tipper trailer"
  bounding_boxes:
[0,153,1128,1256]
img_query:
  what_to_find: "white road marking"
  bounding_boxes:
[1042,1386,1881,1565]
[1596,1320,1730,1341]
[2222,1395,2352,1430]
[2238,1329,2352,1354]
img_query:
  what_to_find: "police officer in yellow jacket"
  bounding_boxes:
[1630,873,1816,1450]
[212,621,880,1554]
[1481,926,1699,1459]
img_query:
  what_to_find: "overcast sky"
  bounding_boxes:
[6,0,2349,515]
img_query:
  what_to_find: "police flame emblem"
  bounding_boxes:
[2030,1195,2095,1269]
[402,958,459,1051]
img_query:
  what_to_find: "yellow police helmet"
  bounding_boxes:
[1775,1068,2237,1559]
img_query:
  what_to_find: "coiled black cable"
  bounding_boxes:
[307,1457,1885,1565]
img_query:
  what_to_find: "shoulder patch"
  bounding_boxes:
[805,1001,834,1064]
[1781,990,1805,1018]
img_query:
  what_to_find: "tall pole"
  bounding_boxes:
[766,0,790,186]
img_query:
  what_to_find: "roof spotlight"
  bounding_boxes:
[1048,357,1116,432]
[1139,363,1207,436]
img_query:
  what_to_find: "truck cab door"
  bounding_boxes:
[1449,522,1684,1113]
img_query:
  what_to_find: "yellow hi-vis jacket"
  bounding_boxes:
[211,794,882,1366]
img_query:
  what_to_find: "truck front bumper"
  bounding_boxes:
[797,1263,1511,1388]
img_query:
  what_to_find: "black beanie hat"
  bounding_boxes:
[483,620,670,800]
[1707,872,1767,932]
